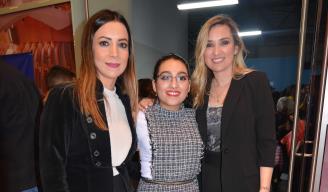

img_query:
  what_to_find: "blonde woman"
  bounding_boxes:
[39,9,138,192]
[191,15,276,192]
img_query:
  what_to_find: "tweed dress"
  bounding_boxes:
[137,104,203,192]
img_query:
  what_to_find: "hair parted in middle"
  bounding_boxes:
[191,14,253,108]
[76,9,137,130]
[152,53,190,81]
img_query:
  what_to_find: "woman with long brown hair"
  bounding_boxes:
[39,9,138,192]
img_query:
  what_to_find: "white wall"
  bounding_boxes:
[87,0,132,22]
[131,0,188,79]
[68,0,85,76]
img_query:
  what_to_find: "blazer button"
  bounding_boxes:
[86,116,93,123]
[95,161,102,167]
[223,148,229,154]
[93,150,100,157]
[90,132,96,140]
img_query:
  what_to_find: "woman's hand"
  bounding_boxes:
[138,98,155,112]
[259,167,273,192]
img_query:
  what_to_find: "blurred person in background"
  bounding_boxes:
[0,60,41,192]
[43,65,75,103]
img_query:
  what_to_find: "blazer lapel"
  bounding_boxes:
[221,78,244,138]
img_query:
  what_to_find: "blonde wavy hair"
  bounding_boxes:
[191,14,252,108]
[75,9,138,130]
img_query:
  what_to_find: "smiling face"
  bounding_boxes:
[153,58,190,111]
[204,24,239,76]
[92,21,129,90]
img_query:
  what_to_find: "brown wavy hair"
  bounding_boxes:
[191,14,252,108]
[75,9,137,130]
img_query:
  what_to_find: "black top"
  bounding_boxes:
[206,106,223,152]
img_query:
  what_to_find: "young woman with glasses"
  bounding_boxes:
[136,54,203,192]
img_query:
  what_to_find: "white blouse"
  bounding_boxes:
[103,87,132,176]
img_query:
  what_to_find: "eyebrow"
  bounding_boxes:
[158,71,188,75]
[98,36,128,42]
[208,37,232,41]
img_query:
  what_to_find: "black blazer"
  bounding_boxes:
[196,71,276,192]
[39,80,137,192]
[0,61,41,192]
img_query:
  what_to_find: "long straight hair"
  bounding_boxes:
[191,15,252,108]
[76,9,137,130]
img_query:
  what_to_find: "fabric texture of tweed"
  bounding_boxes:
[137,104,203,192]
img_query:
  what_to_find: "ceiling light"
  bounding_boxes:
[177,0,238,10]
[238,30,262,37]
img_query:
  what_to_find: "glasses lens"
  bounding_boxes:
[177,74,189,81]
[157,73,189,83]
[158,74,172,81]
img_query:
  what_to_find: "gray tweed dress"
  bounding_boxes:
[137,104,203,192]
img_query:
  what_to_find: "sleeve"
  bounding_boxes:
[135,111,152,179]
[254,72,276,167]
[39,87,73,192]
[136,111,151,161]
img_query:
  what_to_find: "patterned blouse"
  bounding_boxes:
[136,104,203,192]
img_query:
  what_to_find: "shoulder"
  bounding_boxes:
[183,107,196,116]
[240,71,270,90]
[46,83,76,107]
[0,61,23,81]
[0,62,40,103]
[242,70,268,82]
[235,71,272,100]
[49,83,74,97]
[145,104,156,113]
[0,61,35,90]
[137,110,146,121]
